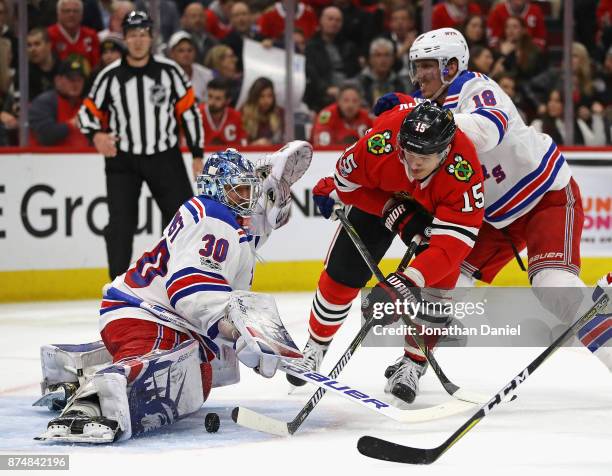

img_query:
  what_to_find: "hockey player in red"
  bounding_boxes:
[199,77,247,148]
[288,101,485,404]
[48,0,100,70]
[310,84,373,146]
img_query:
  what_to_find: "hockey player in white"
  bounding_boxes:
[34,142,313,443]
[374,28,612,373]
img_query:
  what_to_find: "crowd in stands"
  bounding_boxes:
[0,0,611,148]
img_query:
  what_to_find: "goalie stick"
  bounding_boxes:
[356,290,611,465]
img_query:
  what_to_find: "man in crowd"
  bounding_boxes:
[167,31,213,102]
[311,83,372,146]
[27,27,60,100]
[181,2,218,63]
[199,77,246,148]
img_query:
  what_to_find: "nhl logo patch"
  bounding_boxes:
[447,154,473,182]
[149,84,168,106]
[367,130,393,155]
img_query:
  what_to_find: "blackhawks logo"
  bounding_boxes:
[446,155,474,182]
[367,130,393,155]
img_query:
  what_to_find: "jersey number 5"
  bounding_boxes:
[461,183,485,212]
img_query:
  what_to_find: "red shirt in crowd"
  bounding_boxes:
[198,103,247,148]
[257,2,318,40]
[311,103,373,146]
[487,1,547,49]
[30,94,89,148]
[431,1,482,30]
[47,24,100,69]
[205,9,231,40]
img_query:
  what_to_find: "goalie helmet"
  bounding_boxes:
[408,28,469,84]
[197,149,262,217]
[398,102,456,155]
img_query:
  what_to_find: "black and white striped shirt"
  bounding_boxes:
[79,55,204,157]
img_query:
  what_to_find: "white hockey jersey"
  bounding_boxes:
[100,196,259,360]
[416,71,572,229]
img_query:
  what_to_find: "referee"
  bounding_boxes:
[79,11,204,279]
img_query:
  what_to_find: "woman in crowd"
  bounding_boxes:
[205,44,242,106]
[240,77,284,145]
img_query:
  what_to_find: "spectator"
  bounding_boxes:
[488,0,547,50]
[134,0,180,41]
[461,14,487,48]
[167,31,213,102]
[206,0,234,39]
[85,34,125,94]
[29,58,89,147]
[240,77,284,145]
[199,77,247,147]
[384,5,419,73]
[181,2,218,64]
[98,1,134,41]
[531,89,607,145]
[204,44,241,106]
[431,0,482,31]
[27,27,61,100]
[81,0,113,32]
[222,1,259,71]
[468,45,503,76]
[311,83,372,146]
[257,2,318,41]
[494,71,528,120]
[333,0,384,60]
[496,16,545,81]
[354,37,411,109]
[48,0,101,69]
[304,6,360,112]
[0,37,16,146]
[594,46,612,106]
[0,0,17,68]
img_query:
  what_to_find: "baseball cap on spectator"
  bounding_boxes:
[57,57,87,79]
[168,31,195,50]
[100,34,126,55]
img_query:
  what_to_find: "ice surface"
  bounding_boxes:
[0,294,611,476]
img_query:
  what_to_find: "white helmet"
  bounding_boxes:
[408,28,469,85]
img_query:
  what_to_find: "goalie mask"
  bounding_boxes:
[197,149,262,217]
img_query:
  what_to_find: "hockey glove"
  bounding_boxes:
[362,272,423,326]
[313,176,340,219]
[382,199,433,246]
[235,335,281,378]
[373,92,402,116]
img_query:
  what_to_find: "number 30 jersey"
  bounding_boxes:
[414,70,572,229]
[100,197,256,344]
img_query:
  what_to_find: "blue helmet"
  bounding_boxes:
[196,149,262,217]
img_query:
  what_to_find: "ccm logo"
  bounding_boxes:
[528,252,564,264]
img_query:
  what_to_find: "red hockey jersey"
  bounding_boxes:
[487,1,547,49]
[311,104,373,146]
[257,3,318,40]
[199,103,247,148]
[431,2,482,30]
[332,104,484,287]
[47,24,100,69]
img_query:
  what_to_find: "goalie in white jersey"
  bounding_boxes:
[374,27,612,371]
[34,142,313,443]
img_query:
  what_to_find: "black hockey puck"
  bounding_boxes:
[205,412,220,433]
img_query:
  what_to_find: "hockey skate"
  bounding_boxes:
[36,403,121,444]
[384,356,427,405]
[286,338,329,388]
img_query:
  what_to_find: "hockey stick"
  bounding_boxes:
[335,208,496,405]
[357,291,611,464]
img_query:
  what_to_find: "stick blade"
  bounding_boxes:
[231,406,291,437]
[357,436,440,465]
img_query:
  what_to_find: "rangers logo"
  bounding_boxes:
[367,130,393,155]
[149,84,168,106]
[446,155,474,182]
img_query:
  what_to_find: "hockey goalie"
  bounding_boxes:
[33,142,313,443]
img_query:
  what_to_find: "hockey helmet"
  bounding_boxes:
[197,149,262,217]
[398,102,456,156]
[122,10,153,35]
[408,28,469,84]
